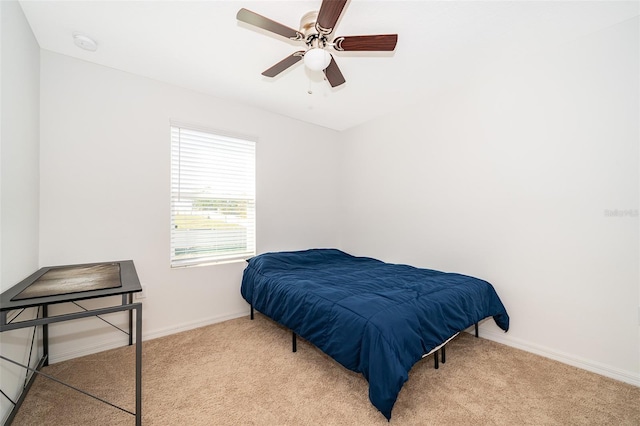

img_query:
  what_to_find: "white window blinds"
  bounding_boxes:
[170,124,256,267]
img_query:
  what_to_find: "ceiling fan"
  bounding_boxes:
[236,0,398,88]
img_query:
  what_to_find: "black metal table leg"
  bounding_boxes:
[124,294,133,346]
[135,304,142,426]
[43,304,49,366]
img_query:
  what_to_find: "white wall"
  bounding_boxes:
[38,51,341,360]
[0,2,40,291]
[0,0,41,422]
[339,18,639,385]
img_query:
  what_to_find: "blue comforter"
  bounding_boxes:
[241,249,509,420]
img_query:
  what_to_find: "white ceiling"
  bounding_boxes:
[19,0,639,131]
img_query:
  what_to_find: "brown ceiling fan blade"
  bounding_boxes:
[333,34,398,51]
[323,56,345,88]
[261,51,305,77]
[237,8,303,41]
[316,0,348,35]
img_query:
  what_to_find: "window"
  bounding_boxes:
[170,124,256,267]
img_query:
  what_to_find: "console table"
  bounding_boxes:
[0,260,143,425]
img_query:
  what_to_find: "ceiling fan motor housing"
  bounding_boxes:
[300,11,327,48]
[300,11,318,37]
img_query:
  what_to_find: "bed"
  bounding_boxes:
[241,249,509,420]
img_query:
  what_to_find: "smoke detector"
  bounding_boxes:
[73,32,98,52]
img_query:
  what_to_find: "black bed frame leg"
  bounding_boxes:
[474,323,479,338]
[441,345,446,364]
[434,350,439,369]
[250,305,254,320]
[292,332,297,353]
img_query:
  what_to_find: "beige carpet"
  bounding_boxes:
[11,314,640,425]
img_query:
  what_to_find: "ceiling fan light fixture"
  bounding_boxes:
[304,48,331,71]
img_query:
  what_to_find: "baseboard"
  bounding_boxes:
[142,310,248,341]
[49,310,249,364]
[472,327,640,388]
